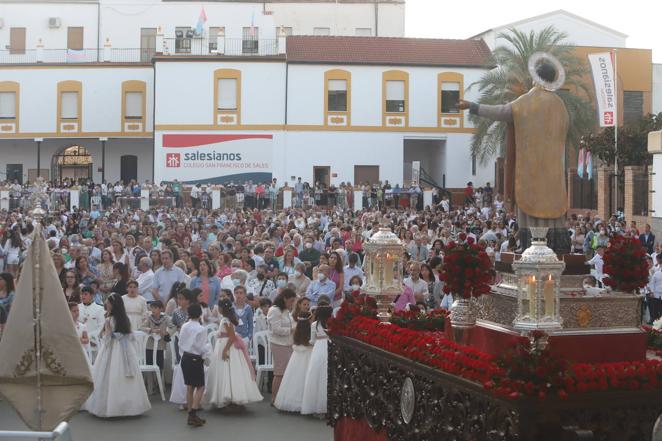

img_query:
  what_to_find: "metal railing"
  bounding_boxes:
[0,422,72,440]
[162,38,278,56]
[0,48,148,64]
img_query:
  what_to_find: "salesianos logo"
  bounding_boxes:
[166,153,181,168]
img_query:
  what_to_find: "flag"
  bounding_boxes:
[249,10,256,37]
[586,150,593,180]
[195,7,207,36]
[577,147,585,179]
[587,52,616,127]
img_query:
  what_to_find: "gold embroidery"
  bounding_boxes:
[14,349,35,377]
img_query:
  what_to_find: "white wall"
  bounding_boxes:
[653,154,662,222]
[287,64,485,127]
[0,66,153,133]
[0,2,99,51]
[476,12,626,50]
[653,64,662,114]
[0,0,405,52]
[154,61,286,125]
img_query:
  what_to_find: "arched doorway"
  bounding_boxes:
[52,145,92,184]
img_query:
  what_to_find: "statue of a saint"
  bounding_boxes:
[459,53,570,253]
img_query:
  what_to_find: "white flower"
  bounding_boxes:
[653,317,662,331]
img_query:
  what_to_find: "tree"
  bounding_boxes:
[468,26,594,164]
[582,113,662,167]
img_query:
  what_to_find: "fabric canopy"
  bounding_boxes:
[0,227,93,430]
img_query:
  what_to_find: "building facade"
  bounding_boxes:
[0,0,497,189]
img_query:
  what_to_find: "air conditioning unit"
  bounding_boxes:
[48,17,61,29]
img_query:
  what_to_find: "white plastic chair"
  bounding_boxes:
[252,331,273,392]
[134,331,166,401]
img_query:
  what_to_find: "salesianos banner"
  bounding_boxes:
[155,134,273,185]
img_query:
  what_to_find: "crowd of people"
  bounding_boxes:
[0,176,659,426]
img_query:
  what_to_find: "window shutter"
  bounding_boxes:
[328,79,347,91]
[218,79,237,110]
[125,92,143,118]
[442,82,460,91]
[0,92,16,118]
[386,81,405,100]
[61,92,78,119]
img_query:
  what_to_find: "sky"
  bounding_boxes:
[405,0,662,63]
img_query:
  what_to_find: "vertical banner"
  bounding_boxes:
[411,161,421,187]
[587,52,616,127]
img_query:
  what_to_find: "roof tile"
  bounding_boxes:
[286,36,492,67]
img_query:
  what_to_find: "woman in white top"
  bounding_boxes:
[266,288,297,403]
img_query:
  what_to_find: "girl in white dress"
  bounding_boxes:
[275,310,313,412]
[84,293,151,417]
[204,299,263,408]
[301,304,333,416]
[69,302,91,366]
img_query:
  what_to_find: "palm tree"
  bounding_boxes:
[468,26,594,164]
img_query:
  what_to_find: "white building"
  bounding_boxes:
[0,0,495,190]
[654,64,662,114]
[471,9,627,50]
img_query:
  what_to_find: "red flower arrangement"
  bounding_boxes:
[391,308,448,331]
[327,292,378,335]
[440,233,493,299]
[602,235,649,292]
[330,314,662,400]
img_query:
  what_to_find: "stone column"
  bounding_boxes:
[140,189,150,211]
[597,166,613,221]
[423,189,433,208]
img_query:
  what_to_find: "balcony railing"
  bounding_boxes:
[0,48,148,64]
[0,37,280,64]
[162,38,279,57]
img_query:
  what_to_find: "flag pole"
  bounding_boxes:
[613,48,619,216]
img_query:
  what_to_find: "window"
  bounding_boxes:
[313,27,330,36]
[208,27,224,51]
[355,28,372,36]
[125,92,143,119]
[140,28,157,62]
[9,28,26,55]
[0,92,16,119]
[278,26,293,36]
[386,80,405,113]
[217,79,238,110]
[67,27,84,50]
[175,27,192,53]
[242,27,259,54]
[623,91,644,125]
[327,79,347,112]
[61,92,78,119]
[441,82,460,114]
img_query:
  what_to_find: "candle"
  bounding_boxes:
[384,253,394,287]
[528,275,537,317]
[543,274,555,317]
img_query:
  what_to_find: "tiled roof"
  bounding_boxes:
[286,36,492,67]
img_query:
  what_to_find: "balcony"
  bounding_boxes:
[0,48,150,64]
[161,38,279,57]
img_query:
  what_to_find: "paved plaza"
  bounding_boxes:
[0,394,332,441]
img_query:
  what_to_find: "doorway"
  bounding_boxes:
[6,164,23,184]
[403,139,445,187]
[354,165,379,186]
[313,166,330,187]
[121,155,138,183]
[140,28,157,62]
[53,145,92,184]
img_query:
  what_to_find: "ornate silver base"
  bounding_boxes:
[450,298,476,343]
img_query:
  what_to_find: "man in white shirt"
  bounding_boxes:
[78,287,105,338]
[407,236,429,262]
[178,304,211,427]
[136,256,155,301]
[404,262,429,303]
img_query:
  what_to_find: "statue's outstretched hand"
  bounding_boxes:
[457,100,471,111]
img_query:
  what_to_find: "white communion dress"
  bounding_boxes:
[204,318,263,408]
[274,343,313,412]
[301,321,328,415]
[84,318,151,417]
